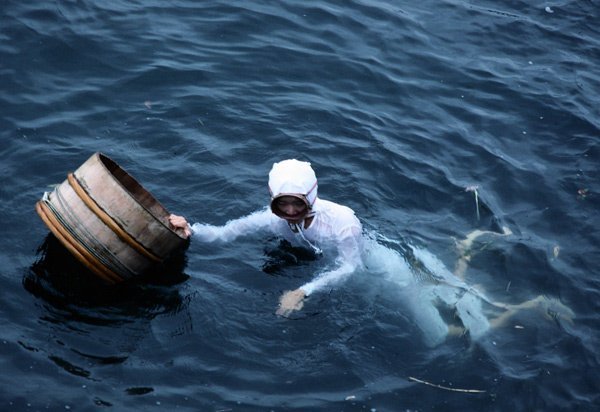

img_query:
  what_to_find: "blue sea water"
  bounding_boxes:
[1,0,599,411]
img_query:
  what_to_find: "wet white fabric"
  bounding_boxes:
[362,236,491,346]
[411,245,496,337]
[190,197,363,296]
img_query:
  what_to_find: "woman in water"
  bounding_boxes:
[169,159,573,346]
[169,159,363,317]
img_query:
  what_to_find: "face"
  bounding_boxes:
[274,196,308,223]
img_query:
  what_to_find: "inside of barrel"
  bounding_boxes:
[97,153,169,224]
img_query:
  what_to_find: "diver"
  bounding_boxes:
[169,159,363,317]
[169,158,573,346]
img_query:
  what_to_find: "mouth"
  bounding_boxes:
[283,212,304,221]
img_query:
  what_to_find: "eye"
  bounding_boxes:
[275,198,305,208]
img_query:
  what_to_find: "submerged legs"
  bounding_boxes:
[452,228,575,334]
[489,295,575,328]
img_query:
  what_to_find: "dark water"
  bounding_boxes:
[1,1,599,411]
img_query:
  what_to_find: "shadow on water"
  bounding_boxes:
[262,238,320,275]
[19,235,194,386]
[23,234,190,322]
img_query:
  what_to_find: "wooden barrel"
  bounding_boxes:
[35,152,187,284]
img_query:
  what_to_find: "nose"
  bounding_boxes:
[282,204,296,215]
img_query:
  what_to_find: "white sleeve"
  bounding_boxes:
[190,208,273,242]
[299,222,363,296]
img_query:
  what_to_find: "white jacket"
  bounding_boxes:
[191,159,363,296]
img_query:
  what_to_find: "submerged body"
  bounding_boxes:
[170,159,573,346]
[363,235,492,347]
[191,211,510,346]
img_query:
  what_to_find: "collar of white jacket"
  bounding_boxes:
[268,159,318,207]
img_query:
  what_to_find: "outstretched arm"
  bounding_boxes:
[277,223,363,316]
[169,208,273,243]
[276,261,358,317]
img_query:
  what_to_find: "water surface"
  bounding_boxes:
[1,1,598,411]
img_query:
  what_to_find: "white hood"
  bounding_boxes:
[268,159,318,207]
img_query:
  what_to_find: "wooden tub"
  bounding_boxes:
[36,152,187,283]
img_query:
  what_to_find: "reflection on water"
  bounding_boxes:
[25,234,189,314]
[21,234,192,381]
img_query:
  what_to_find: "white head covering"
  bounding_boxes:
[268,159,318,215]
